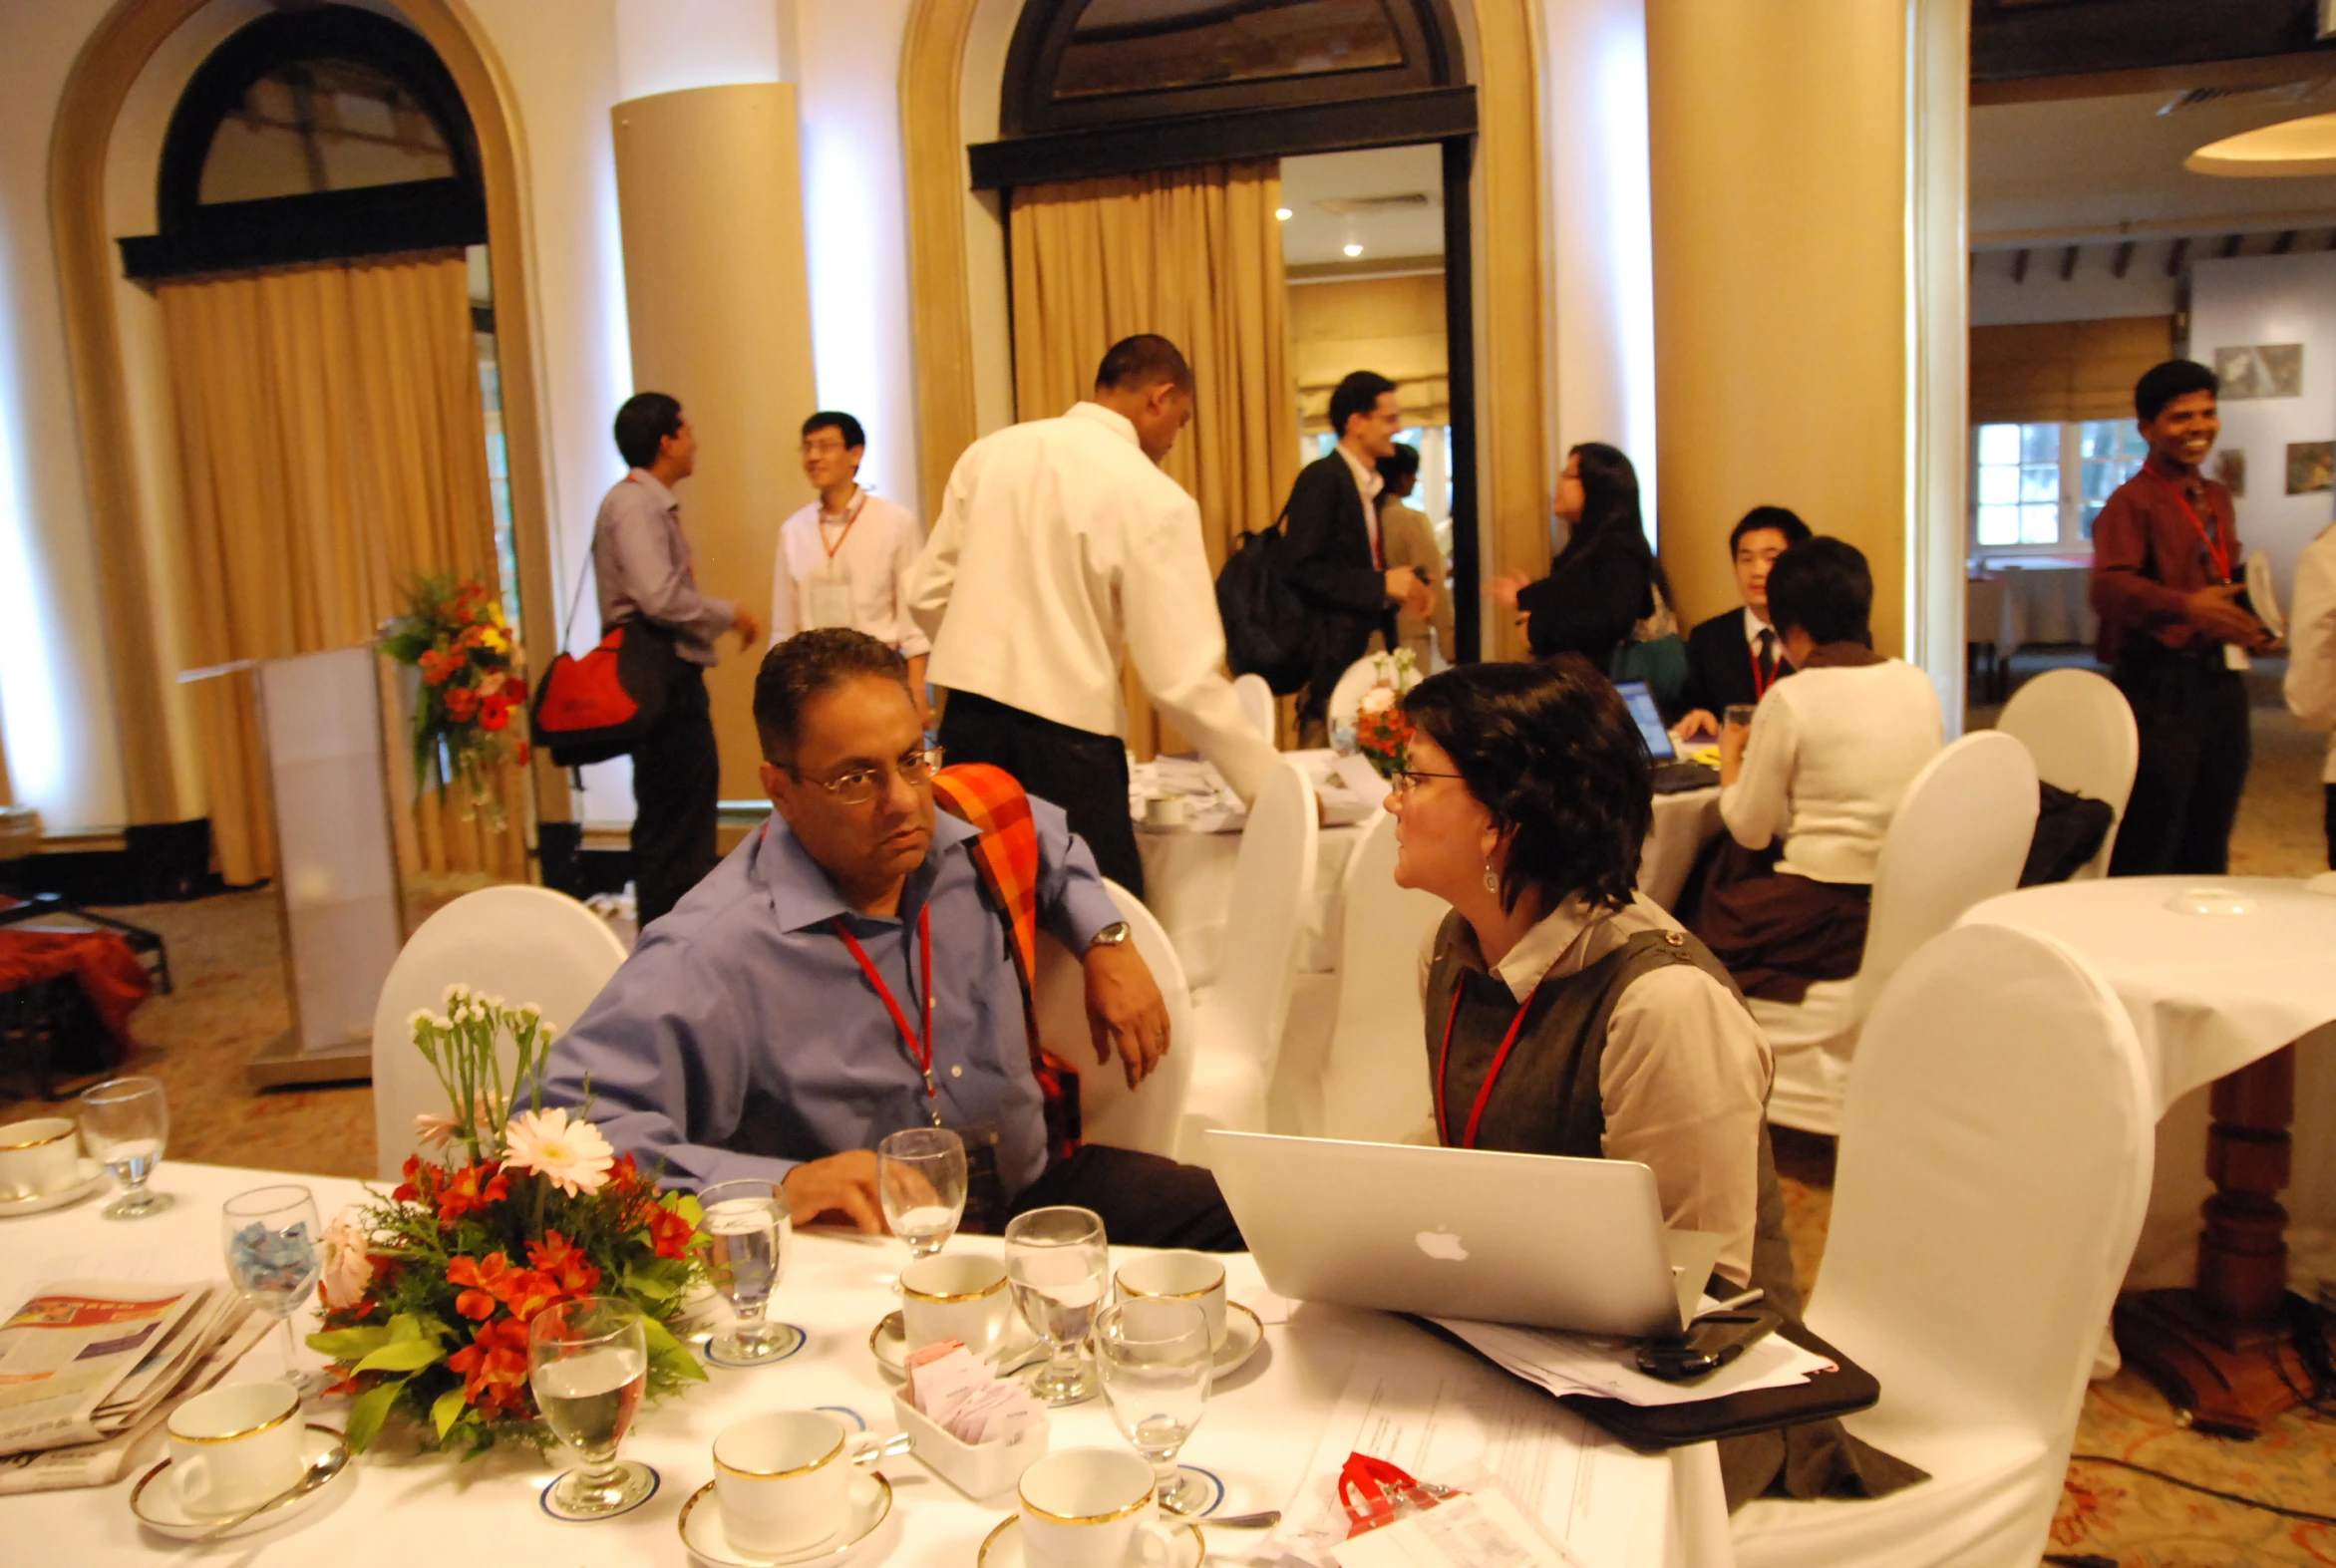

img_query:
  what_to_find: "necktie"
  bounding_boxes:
[1757,628,1777,688]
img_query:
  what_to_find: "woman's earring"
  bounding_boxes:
[1482,859,1501,893]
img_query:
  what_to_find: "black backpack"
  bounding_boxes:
[2020,782,2117,885]
[1214,512,1315,695]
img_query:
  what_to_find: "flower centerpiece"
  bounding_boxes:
[309,988,706,1453]
[379,575,528,827]
[1351,648,1426,781]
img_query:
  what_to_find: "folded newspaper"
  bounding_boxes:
[1429,1315,1835,1408]
[0,1279,266,1493]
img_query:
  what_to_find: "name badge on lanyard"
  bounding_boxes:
[805,573,856,630]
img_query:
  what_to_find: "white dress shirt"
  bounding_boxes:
[2285,522,2336,784]
[1336,443,1385,568]
[770,487,930,656]
[1721,659,1944,883]
[906,403,1281,804]
[1418,893,1774,1287]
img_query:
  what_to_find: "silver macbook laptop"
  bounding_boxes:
[1204,1130,1720,1337]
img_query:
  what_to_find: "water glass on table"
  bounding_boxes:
[1004,1205,1108,1407]
[221,1184,326,1395]
[877,1125,967,1264]
[698,1177,804,1365]
[79,1076,171,1219]
[1095,1296,1215,1516]
[527,1294,654,1520]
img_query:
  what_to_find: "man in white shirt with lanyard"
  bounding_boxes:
[771,412,931,727]
[907,334,1280,897]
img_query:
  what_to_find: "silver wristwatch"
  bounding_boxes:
[1086,921,1133,951]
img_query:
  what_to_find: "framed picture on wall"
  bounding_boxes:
[2215,344,2304,401]
[2289,441,2335,496]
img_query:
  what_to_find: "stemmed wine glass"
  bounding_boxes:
[1095,1297,1215,1515]
[877,1126,967,1266]
[697,1178,804,1366]
[221,1184,327,1396]
[527,1294,655,1521]
[80,1077,171,1219]
[1004,1205,1108,1407]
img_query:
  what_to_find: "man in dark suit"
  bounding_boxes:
[1282,371,1436,743]
[1674,505,1813,741]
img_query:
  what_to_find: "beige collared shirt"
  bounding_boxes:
[1423,892,1775,1286]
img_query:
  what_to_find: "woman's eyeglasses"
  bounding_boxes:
[1389,769,1465,797]
[798,747,944,806]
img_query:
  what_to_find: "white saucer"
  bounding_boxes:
[0,1159,109,1217]
[977,1515,1205,1567]
[869,1310,1041,1380]
[131,1423,350,1540]
[1212,1302,1264,1378]
[679,1469,892,1566]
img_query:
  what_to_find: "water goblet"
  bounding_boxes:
[697,1178,805,1366]
[877,1126,967,1267]
[80,1076,171,1219]
[527,1294,655,1520]
[221,1184,327,1397]
[1004,1205,1108,1407]
[1095,1297,1215,1516]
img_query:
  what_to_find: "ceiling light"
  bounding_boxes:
[2186,112,2336,176]
[1275,207,1292,221]
[1343,243,1364,257]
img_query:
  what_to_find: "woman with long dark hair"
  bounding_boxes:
[1490,442,1658,665]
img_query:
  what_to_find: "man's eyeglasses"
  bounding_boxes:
[795,747,944,806]
[1389,768,1465,797]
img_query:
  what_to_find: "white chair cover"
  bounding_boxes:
[1732,922,2154,1568]
[1230,672,1277,743]
[369,885,627,1180]
[1032,880,1194,1158]
[1756,731,2039,1134]
[1173,761,1319,1163]
[1273,810,1448,1140]
[1994,667,2139,880]
[1325,656,1382,733]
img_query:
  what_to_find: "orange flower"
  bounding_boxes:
[445,1253,505,1321]
[435,1162,510,1226]
[479,694,511,733]
[503,676,527,705]
[419,649,460,687]
[443,687,480,723]
[445,1316,531,1411]
[526,1231,602,1296]
[645,1203,695,1261]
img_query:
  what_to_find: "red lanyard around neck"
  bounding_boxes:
[833,904,937,1104]
[820,489,867,561]
[2143,467,2231,583]
[1434,978,1545,1149]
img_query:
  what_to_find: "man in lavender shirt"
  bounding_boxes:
[542,629,1241,1248]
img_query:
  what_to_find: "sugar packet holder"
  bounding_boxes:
[897,1340,1050,1499]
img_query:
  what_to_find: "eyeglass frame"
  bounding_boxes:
[1388,768,1466,797]
[787,745,945,806]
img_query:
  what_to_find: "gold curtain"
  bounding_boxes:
[159,251,522,888]
[1008,160,1300,754]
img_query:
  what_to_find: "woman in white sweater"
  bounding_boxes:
[1693,538,1942,1000]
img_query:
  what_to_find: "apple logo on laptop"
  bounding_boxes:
[1415,1227,1469,1262]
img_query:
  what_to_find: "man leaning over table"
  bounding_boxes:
[542,627,1243,1250]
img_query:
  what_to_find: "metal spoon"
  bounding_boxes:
[1164,1500,1281,1529]
[194,1441,348,1542]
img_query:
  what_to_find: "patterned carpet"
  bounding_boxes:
[4,677,2331,1562]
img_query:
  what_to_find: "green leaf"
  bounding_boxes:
[345,1377,410,1454]
[640,1316,708,1384]
[307,1324,393,1362]
[431,1386,469,1441]
[383,1311,441,1345]
[666,1192,704,1228]
[619,1264,682,1302]
[353,1338,448,1375]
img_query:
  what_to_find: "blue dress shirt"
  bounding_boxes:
[542,798,1120,1195]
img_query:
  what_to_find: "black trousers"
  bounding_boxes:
[2108,647,2250,878]
[937,690,1144,896]
[631,664,720,929]
[1010,1145,1245,1252]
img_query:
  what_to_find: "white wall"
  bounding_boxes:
[2189,250,2336,612]
[1969,248,2177,328]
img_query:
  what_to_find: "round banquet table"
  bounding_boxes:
[0,1162,1731,1567]
[1958,876,2336,1290]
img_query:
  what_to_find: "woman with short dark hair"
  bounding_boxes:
[1693,537,1944,1000]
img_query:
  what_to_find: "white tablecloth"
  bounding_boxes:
[1972,562,2096,649]
[1642,788,1724,913]
[0,1162,1726,1566]
[1959,877,2336,1289]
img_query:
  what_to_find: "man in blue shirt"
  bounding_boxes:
[544,629,1240,1248]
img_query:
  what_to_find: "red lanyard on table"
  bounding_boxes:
[820,489,868,561]
[833,904,941,1116]
[1433,978,1546,1149]
[2143,468,2231,583]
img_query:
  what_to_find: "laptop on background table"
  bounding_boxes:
[1203,1131,1720,1338]
[1614,679,1720,794]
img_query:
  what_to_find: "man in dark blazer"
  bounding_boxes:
[1281,371,1436,743]
[1675,505,1813,741]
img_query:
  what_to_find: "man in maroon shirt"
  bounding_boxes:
[2090,360,2275,875]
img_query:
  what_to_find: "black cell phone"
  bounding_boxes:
[1634,1309,1783,1382]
